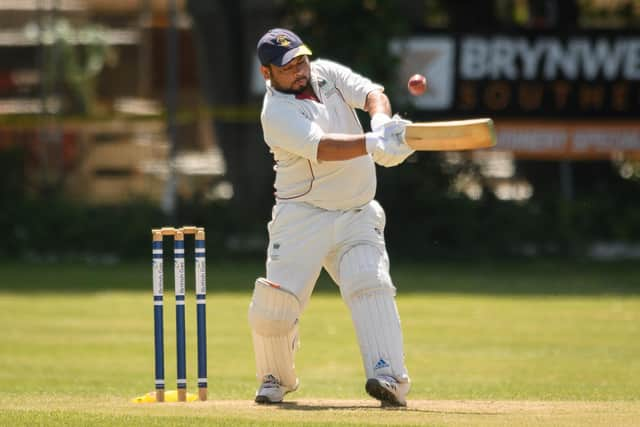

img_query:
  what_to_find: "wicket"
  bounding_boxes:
[151,226,207,402]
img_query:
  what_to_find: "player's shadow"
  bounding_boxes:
[274,401,501,415]
[275,401,377,411]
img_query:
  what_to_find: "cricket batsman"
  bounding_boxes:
[248,28,414,407]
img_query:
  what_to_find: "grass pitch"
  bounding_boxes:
[0,260,639,426]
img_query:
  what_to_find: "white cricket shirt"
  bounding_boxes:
[260,59,383,211]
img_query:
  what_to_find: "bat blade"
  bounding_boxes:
[405,118,496,151]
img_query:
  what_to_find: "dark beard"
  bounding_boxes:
[278,79,309,95]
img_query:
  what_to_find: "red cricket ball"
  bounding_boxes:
[407,74,427,96]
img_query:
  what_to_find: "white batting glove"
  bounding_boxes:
[370,113,393,132]
[374,136,414,167]
[390,114,412,130]
[365,115,414,167]
[365,134,414,168]
[372,114,411,140]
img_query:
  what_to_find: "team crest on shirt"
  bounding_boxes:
[276,35,291,47]
[318,78,338,98]
[270,242,281,261]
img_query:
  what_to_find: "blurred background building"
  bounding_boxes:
[1,0,639,260]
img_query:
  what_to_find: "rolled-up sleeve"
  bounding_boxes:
[313,59,384,110]
[261,103,324,163]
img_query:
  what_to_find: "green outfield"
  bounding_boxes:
[1,260,639,426]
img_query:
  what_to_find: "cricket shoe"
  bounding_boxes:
[254,374,298,404]
[365,375,410,407]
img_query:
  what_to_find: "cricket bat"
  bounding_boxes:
[404,118,496,151]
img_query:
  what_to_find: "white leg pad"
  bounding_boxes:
[248,278,301,389]
[339,245,410,383]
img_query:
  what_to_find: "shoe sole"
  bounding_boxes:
[255,395,281,404]
[365,378,406,407]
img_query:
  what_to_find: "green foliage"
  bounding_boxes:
[0,143,637,259]
[2,187,639,260]
[0,195,267,261]
[376,153,640,258]
[0,144,26,200]
[26,18,115,115]
[1,197,161,260]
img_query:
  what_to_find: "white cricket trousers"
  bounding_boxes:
[266,200,388,305]
[262,199,410,382]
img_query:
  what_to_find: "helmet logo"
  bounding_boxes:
[276,35,291,47]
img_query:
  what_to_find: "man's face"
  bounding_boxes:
[261,56,311,94]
